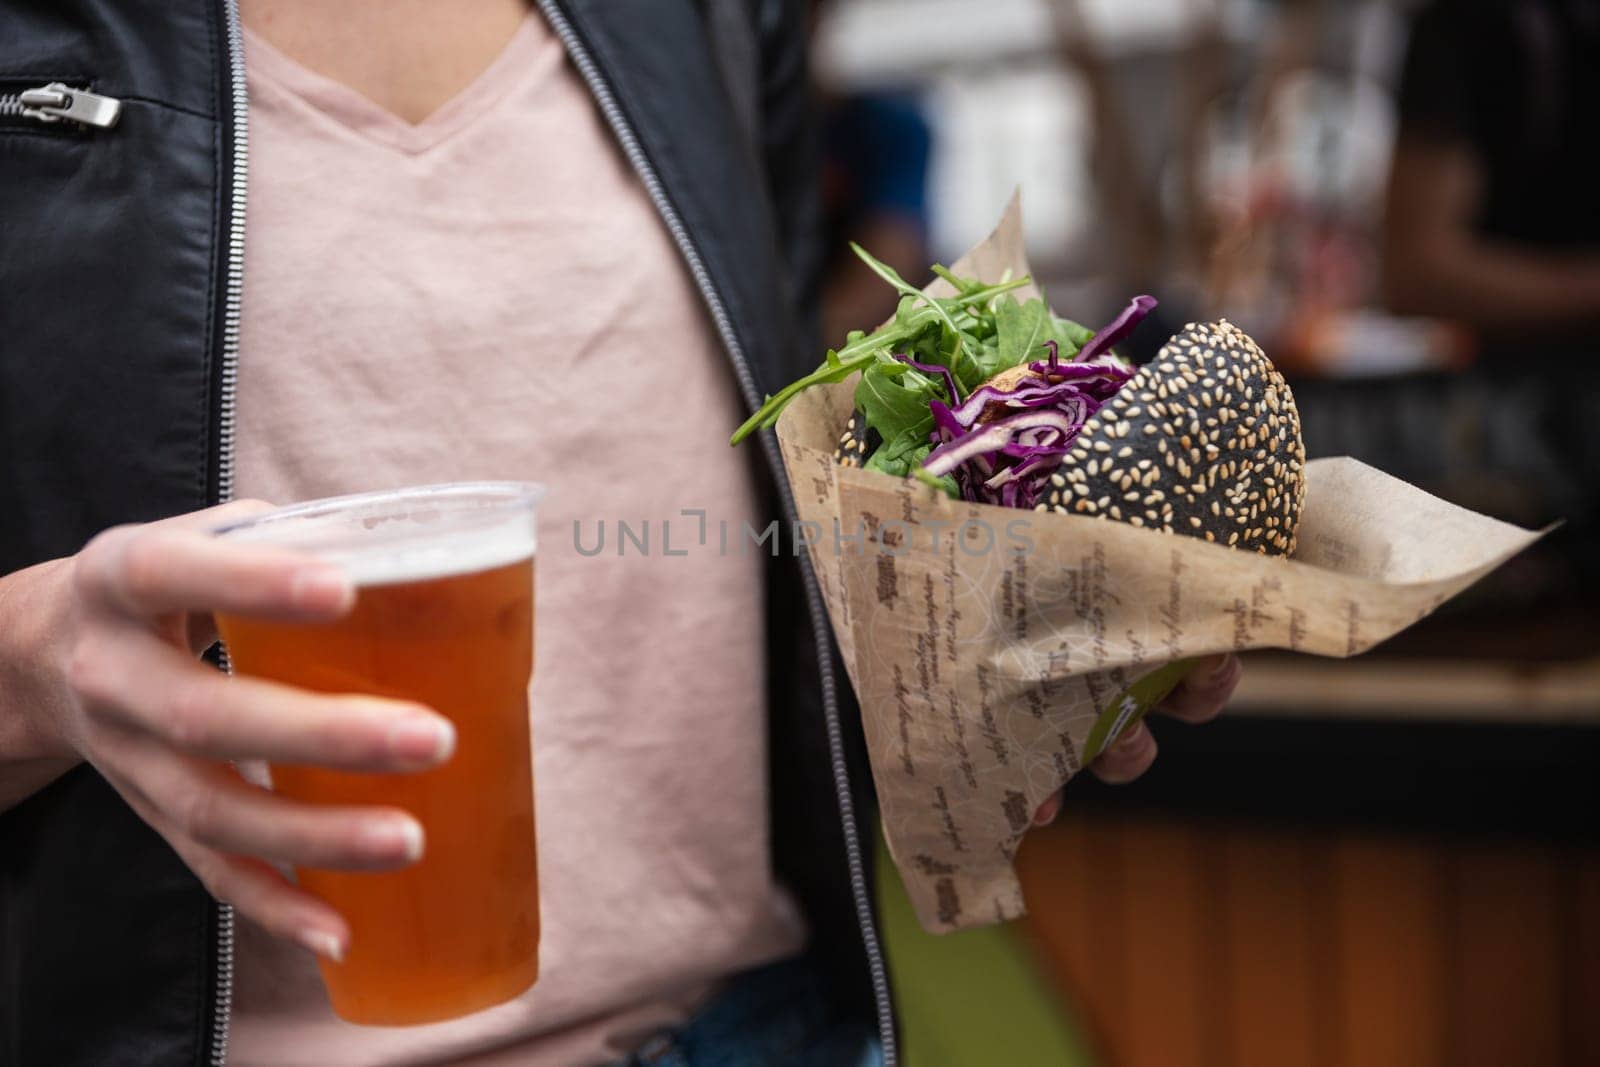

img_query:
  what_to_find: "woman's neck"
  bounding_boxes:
[239,0,532,126]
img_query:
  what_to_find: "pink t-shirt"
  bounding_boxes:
[227,14,804,1066]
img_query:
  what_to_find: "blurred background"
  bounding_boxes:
[809,0,1600,1063]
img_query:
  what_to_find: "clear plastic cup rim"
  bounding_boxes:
[212,481,546,585]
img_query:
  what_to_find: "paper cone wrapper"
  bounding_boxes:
[773,194,1543,933]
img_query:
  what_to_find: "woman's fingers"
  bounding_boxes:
[75,522,354,622]
[71,632,454,770]
[1038,655,1245,816]
[1159,653,1242,724]
[1090,720,1158,784]
[103,739,424,872]
[104,767,353,960]
[201,853,352,962]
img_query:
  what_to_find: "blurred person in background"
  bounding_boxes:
[1383,0,1600,344]
[819,87,932,344]
[1383,0,1600,592]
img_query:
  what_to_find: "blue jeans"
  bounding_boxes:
[616,954,882,1067]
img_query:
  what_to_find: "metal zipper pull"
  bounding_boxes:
[14,83,122,128]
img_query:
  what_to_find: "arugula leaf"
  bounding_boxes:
[930,264,983,296]
[1046,315,1095,354]
[994,295,1050,371]
[852,243,963,338]
[957,339,1003,389]
[866,429,960,499]
[727,261,1030,444]
[910,464,961,498]
[864,425,933,477]
[856,360,938,441]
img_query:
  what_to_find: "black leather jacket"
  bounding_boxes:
[0,2,889,1063]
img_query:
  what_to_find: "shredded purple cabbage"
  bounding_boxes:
[1074,294,1157,364]
[919,295,1155,508]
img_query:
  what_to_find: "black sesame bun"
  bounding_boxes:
[834,410,878,469]
[1040,320,1305,555]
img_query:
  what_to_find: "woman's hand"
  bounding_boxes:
[1,502,456,960]
[1030,653,1243,826]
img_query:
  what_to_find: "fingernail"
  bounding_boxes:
[1033,796,1061,826]
[363,816,425,862]
[1112,720,1148,751]
[290,566,354,610]
[1208,654,1238,684]
[300,929,346,962]
[388,715,456,764]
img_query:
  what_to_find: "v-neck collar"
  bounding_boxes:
[241,14,541,156]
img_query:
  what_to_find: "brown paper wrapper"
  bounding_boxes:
[773,194,1543,933]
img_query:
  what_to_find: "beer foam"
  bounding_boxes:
[321,518,534,586]
[218,483,539,587]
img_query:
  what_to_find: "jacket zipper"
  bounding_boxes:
[535,3,897,1062]
[0,83,121,128]
[208,0,251,1063]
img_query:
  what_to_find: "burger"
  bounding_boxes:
[731,246,1306,556]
